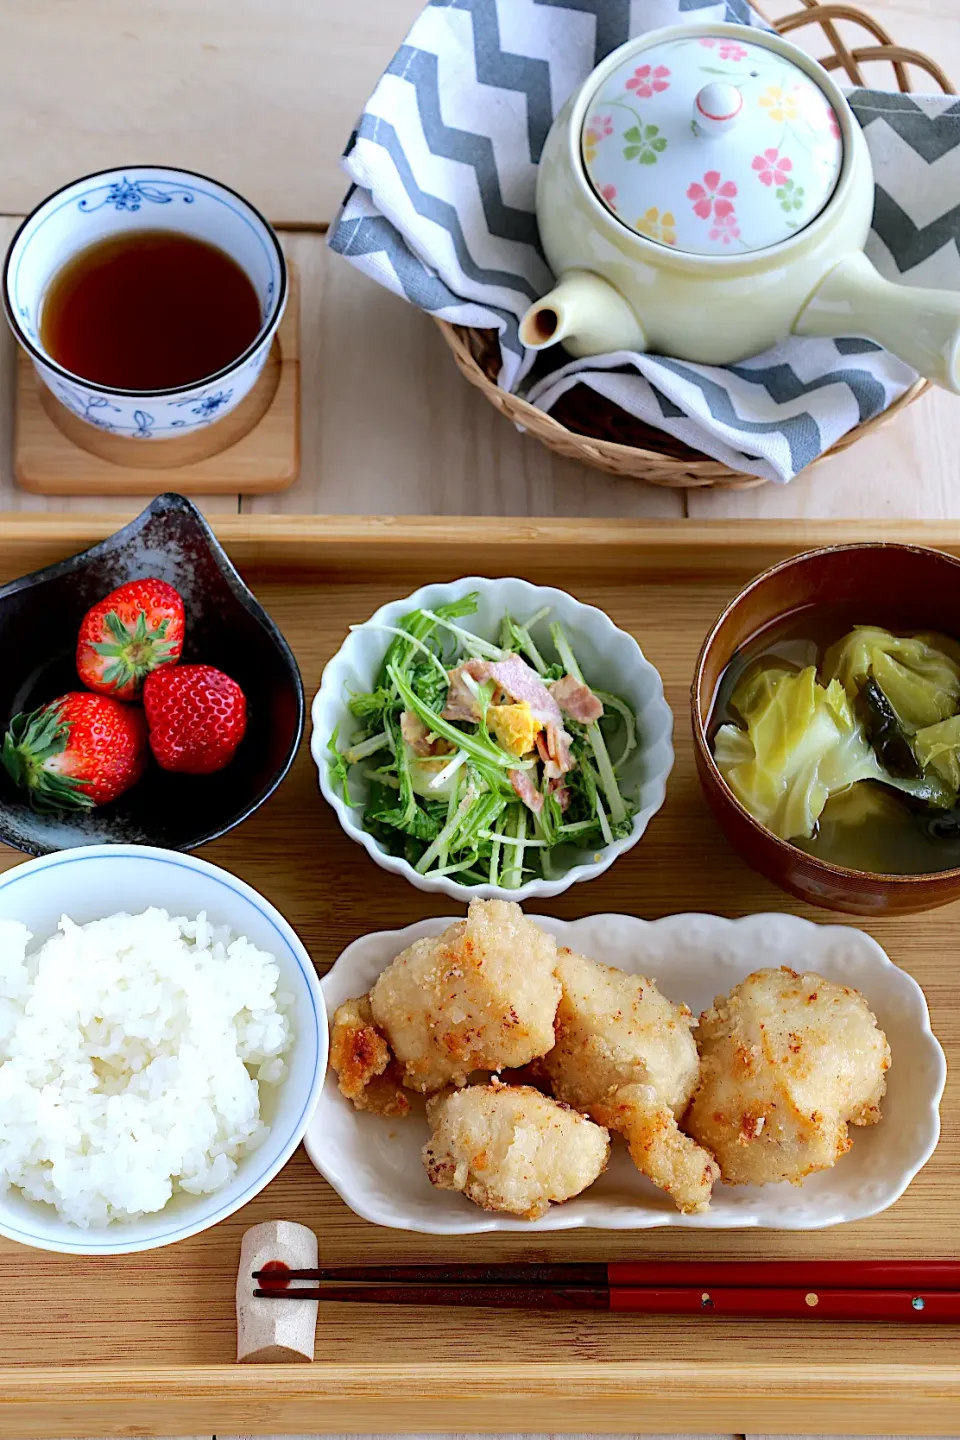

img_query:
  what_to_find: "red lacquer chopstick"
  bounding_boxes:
[609,1287,957,1321]
[253,1281,960,1321]
[256,1259,960,1289]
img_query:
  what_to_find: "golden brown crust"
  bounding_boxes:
[685,968,890,1187]
[422,1082,609,1219]
[370,900,561,1093]
[329,994,411,1118]
[593,1087,719,1214]
[539,949,717,1214]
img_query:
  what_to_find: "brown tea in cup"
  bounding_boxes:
[40,230,262,391]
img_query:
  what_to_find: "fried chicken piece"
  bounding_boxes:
[684,967,891,1187]
[369,900,561,1093]
[539,948,719,1214]
[423,1082,609,1219]
[329,994,410,1118]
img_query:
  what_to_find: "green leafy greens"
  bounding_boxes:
[327,594,641,887]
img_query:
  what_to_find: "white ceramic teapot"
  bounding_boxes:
[520,23,960,392]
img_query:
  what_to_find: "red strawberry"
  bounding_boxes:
[143,664,247,774]
[77,578,185,701]
[2,693,148,811]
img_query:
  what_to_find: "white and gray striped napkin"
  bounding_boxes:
[329,0,960,484]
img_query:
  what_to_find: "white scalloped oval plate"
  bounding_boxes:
[305,911,946,1233]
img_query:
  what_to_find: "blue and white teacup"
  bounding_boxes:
[2,166,287,440]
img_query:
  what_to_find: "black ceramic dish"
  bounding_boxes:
[0,493,303,855]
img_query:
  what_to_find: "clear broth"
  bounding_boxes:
[39,230,263,391]
[710,602,960,875]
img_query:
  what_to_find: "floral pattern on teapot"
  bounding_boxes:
[580,32,844,256]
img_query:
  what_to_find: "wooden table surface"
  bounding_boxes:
[1,0,959,523]
[0,13,956,1439]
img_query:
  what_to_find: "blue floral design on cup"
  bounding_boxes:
[55,385,122,430]
[3,166,287,439]
[196,389,232,417]
[77,178,196,213]
[171,388,234,421]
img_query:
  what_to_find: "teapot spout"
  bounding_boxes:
[520,270,647,358]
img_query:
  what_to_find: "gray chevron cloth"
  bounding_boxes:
[328,0,960,483]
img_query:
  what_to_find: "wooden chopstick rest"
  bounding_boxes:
[236,1220,319,1364]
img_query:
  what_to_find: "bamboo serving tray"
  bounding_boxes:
[1,515,959,1439]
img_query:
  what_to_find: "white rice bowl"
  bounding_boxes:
[0,845,325,1257]
[0,908,293,1228]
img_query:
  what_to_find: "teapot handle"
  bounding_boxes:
[794,252,960,394]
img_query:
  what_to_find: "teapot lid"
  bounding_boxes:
[580,29,844,255]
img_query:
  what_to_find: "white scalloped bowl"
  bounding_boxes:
[305,911,946,1234]
[310,576,674,902]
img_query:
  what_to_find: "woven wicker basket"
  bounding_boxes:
[436,0,955,490]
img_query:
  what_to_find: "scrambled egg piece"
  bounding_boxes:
[488,702,537,757]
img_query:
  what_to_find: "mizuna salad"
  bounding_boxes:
[326,594,641,887]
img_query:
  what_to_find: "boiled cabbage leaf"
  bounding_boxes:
[822,626,960,733]
[729,662,794,722]
[713,665,884,841]
[820,782,908,831]
[913,716,960,796]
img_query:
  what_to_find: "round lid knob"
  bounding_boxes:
[580,28,844,255]
[694,82,743,136]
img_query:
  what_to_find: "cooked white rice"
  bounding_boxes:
[0,907,293,1227]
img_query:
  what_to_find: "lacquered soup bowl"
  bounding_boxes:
[692,543,960,916]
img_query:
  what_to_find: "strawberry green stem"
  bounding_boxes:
[2,702,95,812]
[91,609,178,693]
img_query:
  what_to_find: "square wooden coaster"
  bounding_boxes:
[14,262,300,496]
